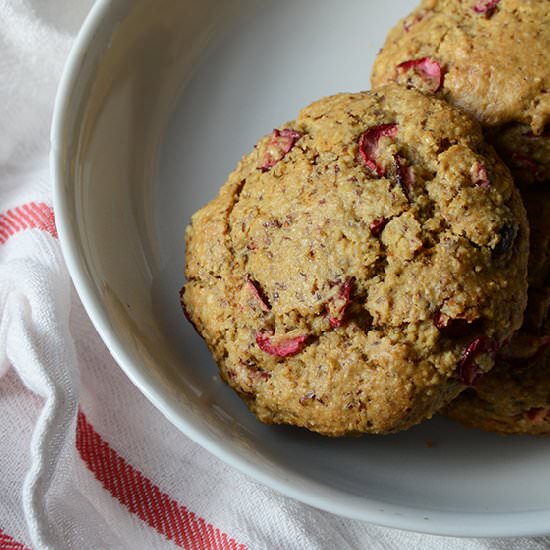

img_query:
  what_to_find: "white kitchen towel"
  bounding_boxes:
[1,1,550,549]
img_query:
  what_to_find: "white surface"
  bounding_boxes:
[52,0,550,537]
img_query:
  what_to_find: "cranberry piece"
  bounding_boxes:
[358,123,399,176]
[470,161,491,189]
[527,407,550,423]
[472,0,500,16]
[394,155,415,199]
[256,331,308,357]
[260,128,302,171]
[328,277,354,328]
[458,336,499,386]
[245,275,271,311]
[396,57,444,93]
[369,217,388,237]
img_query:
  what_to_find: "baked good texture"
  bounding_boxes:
[446,189,550,435]
[182,84,529,436]
[371,0,550,185]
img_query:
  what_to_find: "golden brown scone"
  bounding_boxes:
[182,85,529,436]
[446,189,550,436]
[371,0,550,185]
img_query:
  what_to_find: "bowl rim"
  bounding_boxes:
[50,0,550,537]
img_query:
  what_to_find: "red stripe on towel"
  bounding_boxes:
[76,411,246,550]
[0,528,31,550]
[0,206,244,549]
[0,202,57,244]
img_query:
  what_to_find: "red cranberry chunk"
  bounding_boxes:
[358,123,399,177]
[256,331,308,357]
[472,0,500,16]
[260,128,302,171]
[470,161,491,189]
[369,217,388,237]
[328,277,354,328]
[394,155,414,199]
[458,336,499,386]
[245,276,271,311]
[397,57,444,93]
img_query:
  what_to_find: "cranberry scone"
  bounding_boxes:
[182,85,528,436]
[446,189,550,435]
[371,0,550,185]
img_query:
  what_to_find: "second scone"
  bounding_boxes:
[445,189,550,436]
[371,0,550,185]
[182,84,528,436]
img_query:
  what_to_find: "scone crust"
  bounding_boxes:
[371,0,550,183]
[183,85,528,436]
[446,190,550,436]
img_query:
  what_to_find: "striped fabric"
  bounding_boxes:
[0,203,57,244]
[0,529,32,550]
[0,203,244,550]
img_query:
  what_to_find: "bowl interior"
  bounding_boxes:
[53,0,550,536]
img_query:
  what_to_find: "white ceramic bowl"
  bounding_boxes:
[52,0,550,537]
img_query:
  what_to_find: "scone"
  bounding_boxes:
[446,189,550,435]
[371,0,550,185]
[182,85,528,436]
